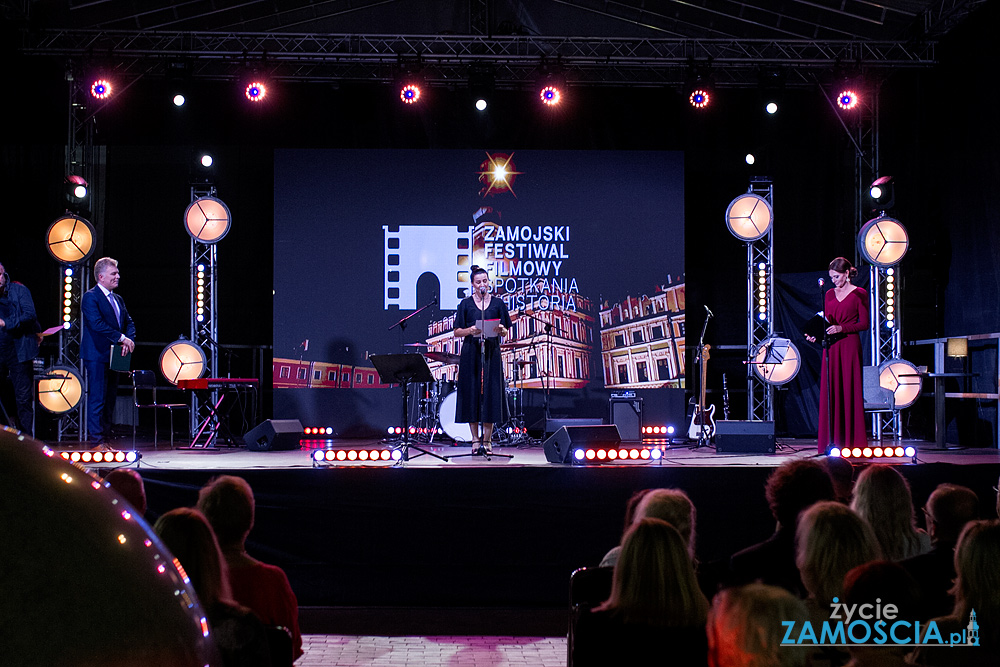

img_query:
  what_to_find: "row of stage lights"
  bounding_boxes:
[59,450,141,464]
[829,445,917,461]
[313,448,399,464]
[79,73,864,115]
[574,446,665,464]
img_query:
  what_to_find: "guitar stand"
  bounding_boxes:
[369,354,449,464]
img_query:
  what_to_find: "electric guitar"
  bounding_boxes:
[688,344,716,441]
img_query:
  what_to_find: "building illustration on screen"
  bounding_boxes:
[600,280,686,389]
[383,225,471,311]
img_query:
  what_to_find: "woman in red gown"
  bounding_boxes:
[808,257,869,454]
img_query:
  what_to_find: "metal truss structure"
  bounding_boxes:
[869,265,903,441]
[189,185,220,443]
[746,180,775,423]
[21,30,939,88]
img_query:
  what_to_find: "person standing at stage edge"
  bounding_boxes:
[82,257,136,446]
[0,261,41,436]
[806,257,869,455]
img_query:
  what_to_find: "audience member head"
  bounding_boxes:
[634,488,697,559]
[619,488,652,537]
[598,517,709,626]
[923,484,979,546]
[196,475,255,549]
[850,465,923,561]
[951,519,1000,622]
[154,507,232,608]
[842,561,921,663]
[796,501,881,606]
[823,456,855,504]
[104,468,147,515]
[765,459,836,530]
[707,584,811,667]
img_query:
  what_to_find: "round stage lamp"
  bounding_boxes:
[858,216,909,267]
[37,366,84,414]
[751,337,801,385]
[878,358,922,409]
[159,339,207,385]
[184,196,231,244]
[46,215,96,264]
[725,193,773,241]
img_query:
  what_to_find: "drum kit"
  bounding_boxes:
[401,341,535,447]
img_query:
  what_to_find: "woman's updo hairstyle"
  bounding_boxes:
[829,257,858,281]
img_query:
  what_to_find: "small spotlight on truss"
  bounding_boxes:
[837,90,859,110]
[173,94,186,107]
[475,98,488,111]
[689,89,710,109]
[869,175,895,210]
[245,82,267,103]
[539,85,562,106]
[400,83,422,105]
[765,102,778,114]
[90,79,112,100]
[200,154,214,168]
[745,154,756,165]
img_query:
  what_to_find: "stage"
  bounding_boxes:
[45,434,999,635]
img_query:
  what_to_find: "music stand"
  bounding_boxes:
[369,354,448,463]
[753,338,790,384]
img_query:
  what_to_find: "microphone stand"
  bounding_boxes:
[820,280,836,454]
[519,310,554,423]
[388,297,438,437]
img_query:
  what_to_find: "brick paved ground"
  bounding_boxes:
[299,635,567,666]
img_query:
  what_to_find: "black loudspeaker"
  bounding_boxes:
[542,417,603,435]
[243,419,304,451]
[609,398,643,442]
[543,424,622,463]
[715,420,775,454]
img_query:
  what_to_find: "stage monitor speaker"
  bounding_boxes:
[610,398,643,442]
[715,420,775,454]
[244,419,304,451]
[543,424,622,464]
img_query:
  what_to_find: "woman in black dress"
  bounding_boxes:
[453,266,511,454]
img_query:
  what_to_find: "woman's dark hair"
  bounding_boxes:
[828,257,858,281]
[470,265,488,280]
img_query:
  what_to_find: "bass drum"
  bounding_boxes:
[438,390,474,443]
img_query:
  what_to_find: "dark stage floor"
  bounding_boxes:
[46,434,1000,636]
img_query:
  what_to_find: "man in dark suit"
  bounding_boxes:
[82,257,136,445]
[0,261,41,435]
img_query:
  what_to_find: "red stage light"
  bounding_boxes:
[837,90,859,110]
[607,449,619,460]
[245,82,267,103]
[894,446,904,457]
[851,447,863,457]
[400,84,421,104]
[585,449,596,460]
[358,450,370,461]
[629,449,641,460]
[539,85,562,106]
[90,80,112,100]
[336,450,347,461]
[689,89,710,109]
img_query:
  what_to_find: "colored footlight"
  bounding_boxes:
[837,90,859,110]
[400,84,421,104]
[245,82,267,102]
[574,449,585,461]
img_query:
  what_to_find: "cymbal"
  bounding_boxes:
[403,342,428,347]
[424,351,461,365]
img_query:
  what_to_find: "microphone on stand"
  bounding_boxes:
[705,305,714,319]
[818,278,825,287]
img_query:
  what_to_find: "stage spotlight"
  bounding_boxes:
[539,85,562,106]
[837,90,859,110]
[184,196,231,244]
[66,175,88,201]
[46,215,96,265]
[245,81,267,103]
[475,98,488,111]
[173,94,186,107]
[37,366,84,414]
[725,193,773,241]
[745,154,756,165]
[858,216,909,267]
[878,358,922,409]
[90,79,112,100]
[200,154,214,168]
[751,337,801,385]
[159,339,207,386]
[689,89,710,108]
[765,102,778,114]
[869,175,895,210]
[399,83,422,104]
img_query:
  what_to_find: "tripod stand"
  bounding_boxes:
[369,353,449,463]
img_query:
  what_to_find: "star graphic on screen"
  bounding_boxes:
[478,152,522,197]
